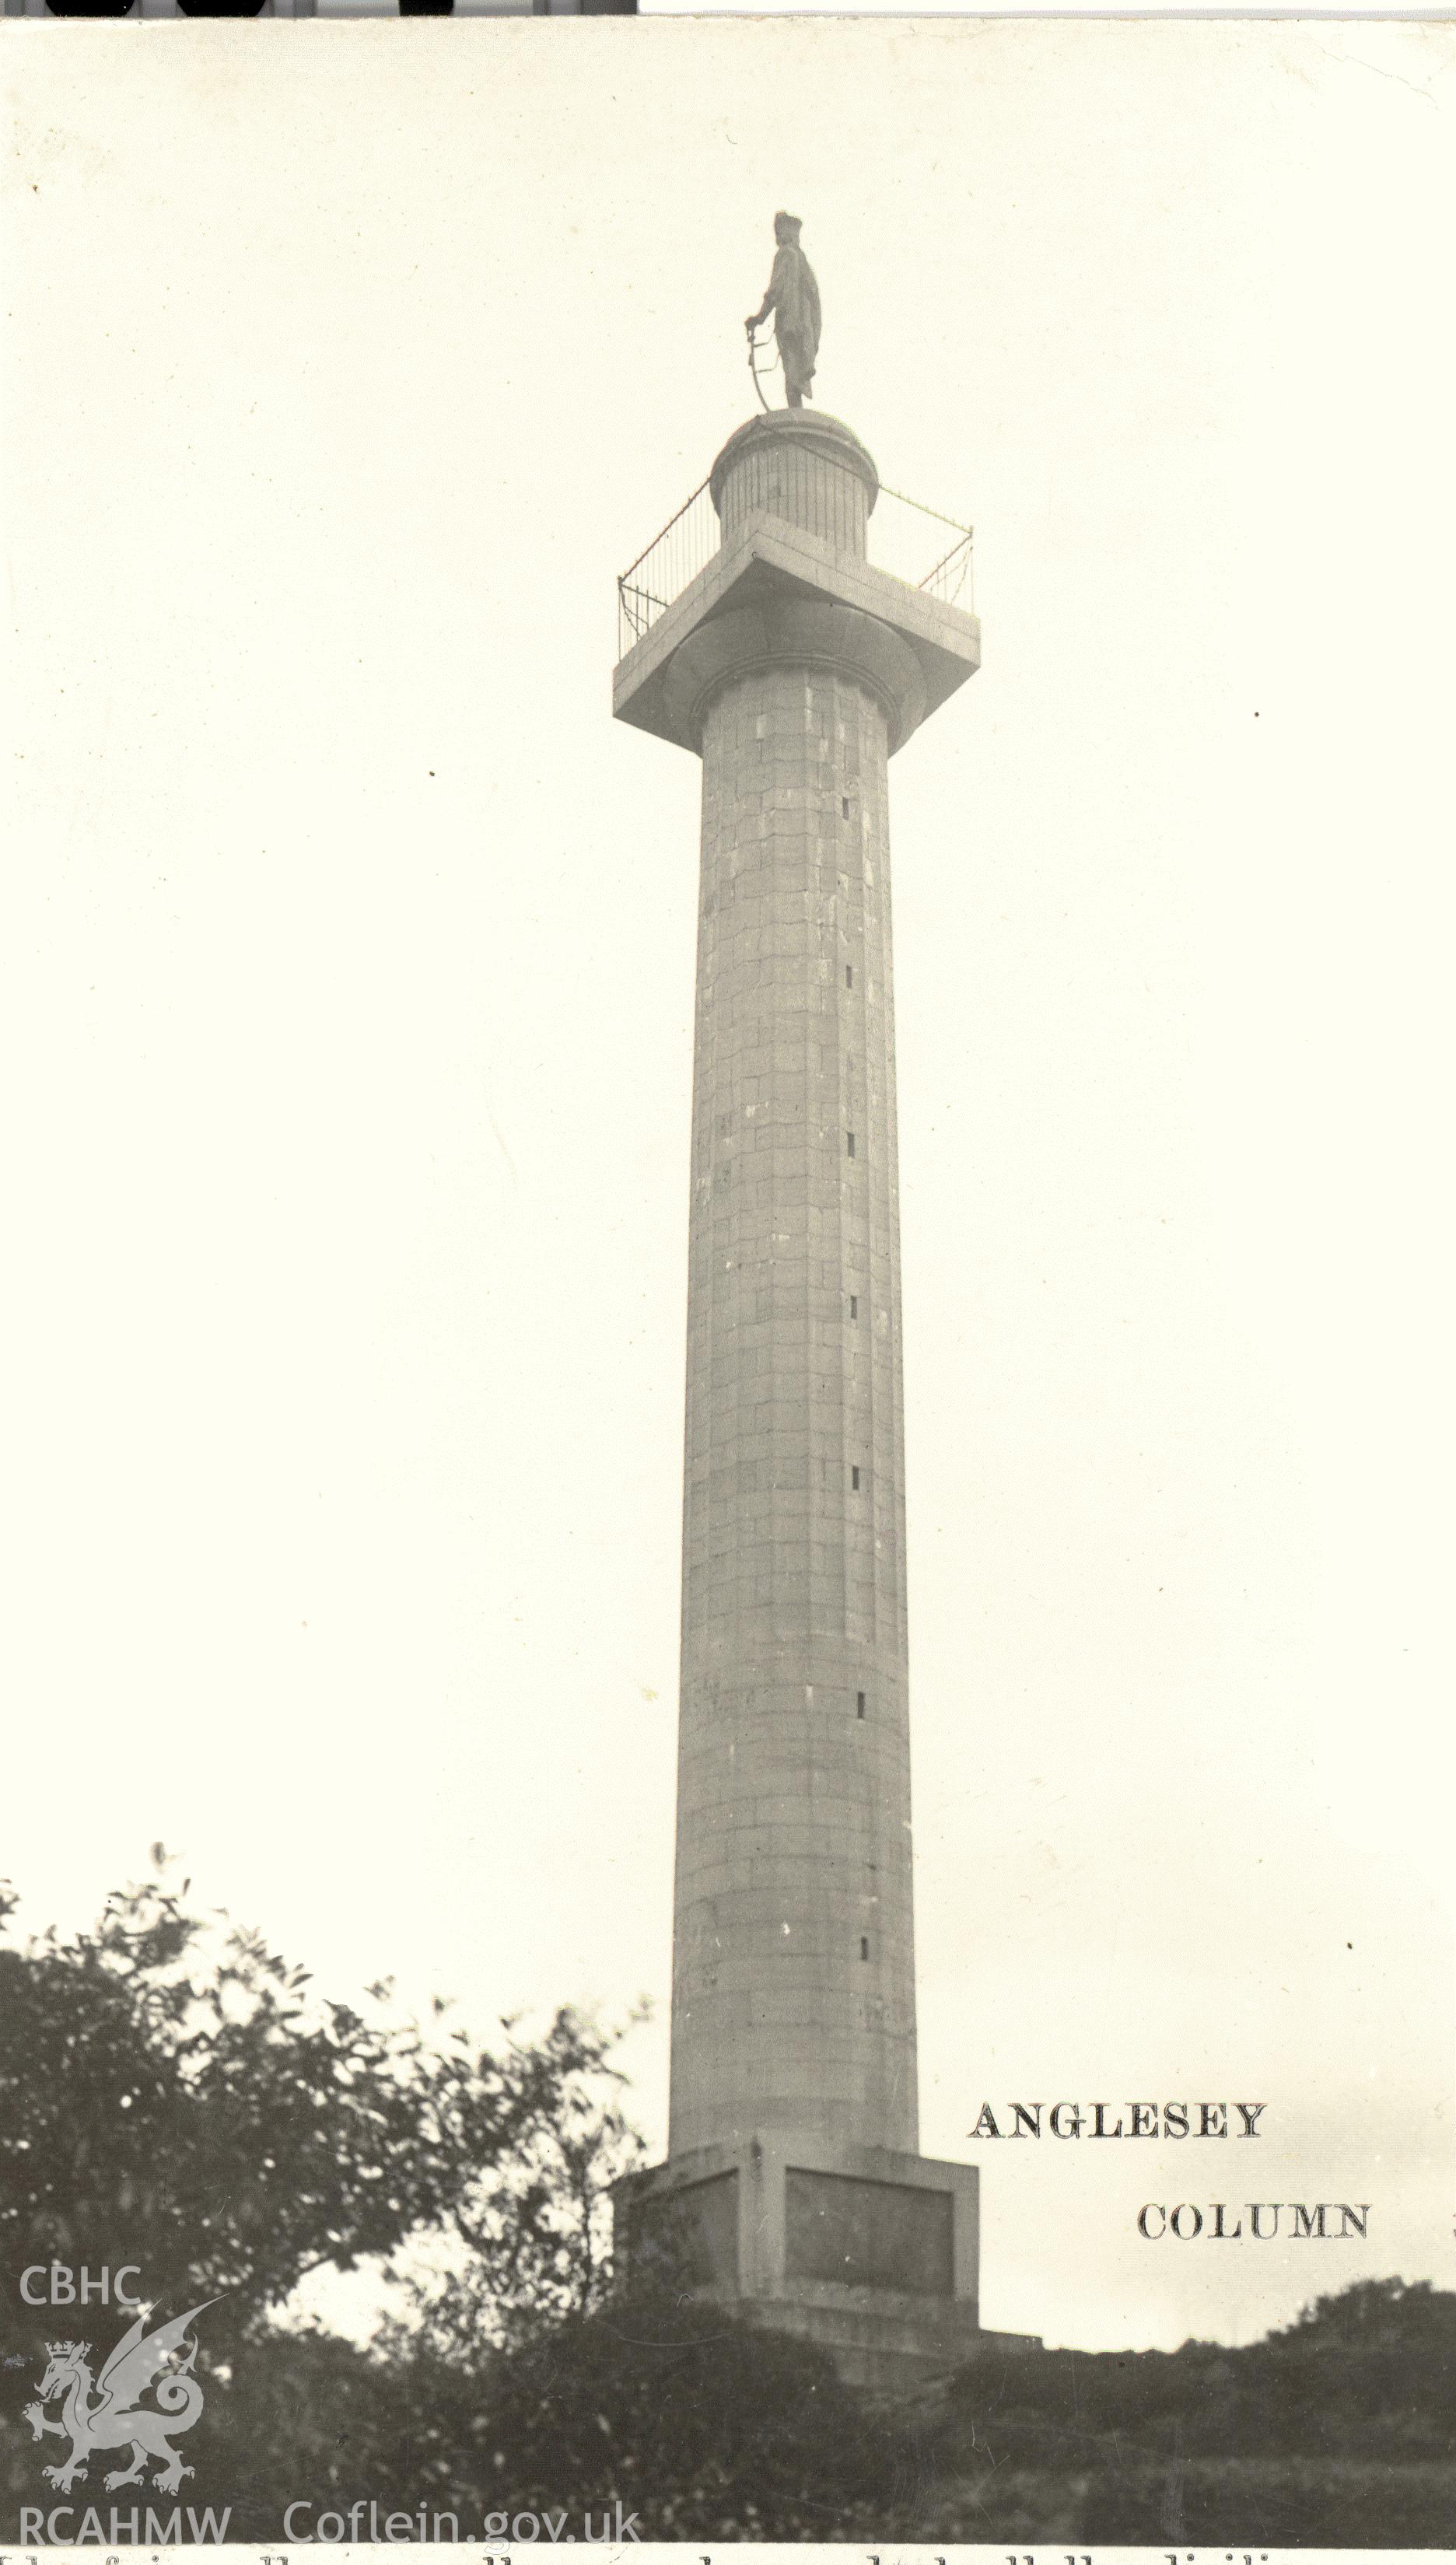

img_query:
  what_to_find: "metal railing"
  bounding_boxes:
[617,478,719,655]
[878,487,975,611]
[617,448,974,659]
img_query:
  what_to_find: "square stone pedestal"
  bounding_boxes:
[614,2132,1038,2392]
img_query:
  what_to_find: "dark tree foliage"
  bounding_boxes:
[201,2290,892,2542]
[384,2007,645,2358]
[902,2276,1456,2545]
[427,2281,887,2535]
[124,2276,1456,2545]
[0,1866,623,2331]
[933,2275,1456,2470]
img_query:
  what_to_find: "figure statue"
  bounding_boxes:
[746,212,821,411]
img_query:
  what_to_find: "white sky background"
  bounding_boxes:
[2,20,1454,2355]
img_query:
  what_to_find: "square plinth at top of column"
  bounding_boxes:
[614,509,981,758]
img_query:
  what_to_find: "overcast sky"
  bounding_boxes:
[3,19,1454,2353]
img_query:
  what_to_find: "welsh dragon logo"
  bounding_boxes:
[23,2301,218,2495]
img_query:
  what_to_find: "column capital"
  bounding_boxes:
[661,597,926,754]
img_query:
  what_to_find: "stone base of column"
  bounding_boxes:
[612,2132,1041,2392]
[733,2289,1039,2393]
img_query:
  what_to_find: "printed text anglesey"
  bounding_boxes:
[968,2101,1268,2139]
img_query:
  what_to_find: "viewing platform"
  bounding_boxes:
[614,410,981,758]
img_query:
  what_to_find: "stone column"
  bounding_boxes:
[670,557,918,2157]
[611,408,1020,2388]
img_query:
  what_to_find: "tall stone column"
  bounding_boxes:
[674,597,915,2159]
[614,409,1034,2387]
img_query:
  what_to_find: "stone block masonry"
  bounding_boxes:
[673,649,915,2159]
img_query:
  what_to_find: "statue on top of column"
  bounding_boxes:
[746,212,821,411]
